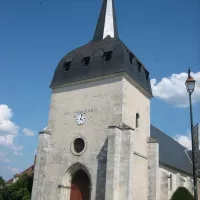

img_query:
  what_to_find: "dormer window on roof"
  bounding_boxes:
[82,57,91,67]
[129,53,134,64]
[136,61,142,72]
[145,71,149,80]
[64,62,71,72]
[104,51,112,62]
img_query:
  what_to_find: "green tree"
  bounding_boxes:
[0,174,33,200]
[0,177,5,188]
[0,177,7,200]
[171,187,194,200]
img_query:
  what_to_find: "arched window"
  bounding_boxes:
[136,113,140,128]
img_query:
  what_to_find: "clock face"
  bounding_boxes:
[76,113,86,125]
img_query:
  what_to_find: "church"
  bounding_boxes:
[31,0,200,200]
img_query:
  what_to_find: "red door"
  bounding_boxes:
[70,184,82,200]
[70,183,90,200]
[70,170,90,200]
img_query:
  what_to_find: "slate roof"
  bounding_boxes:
[150,124,193,175]
[50,0,152,97]
[50,36,152,96]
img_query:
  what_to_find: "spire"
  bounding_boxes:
[93,0,118,41]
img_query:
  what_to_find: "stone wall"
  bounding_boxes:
[31,130,51,200]
[147,138,159,200]
[197,179,200,199]
[43,76,124,200]
[159,165,194,200]
[159,169,169,200]
[122,77,151,156]
[122,77,151,200]
[32,74,151,200]
[119,127,134,200]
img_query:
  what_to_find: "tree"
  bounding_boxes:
[171,187,194,200]
[0,177,7,200]
[0,177,5,188]
[0,174,33,200]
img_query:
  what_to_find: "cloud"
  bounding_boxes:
[12,145,23,156]
[174,126,200,150]
[0,104,22,155]
[151,72,200,107]
[0,152,10,163]
[0,105,12,121]
[174,130,192,150]
[0,135,15,147]
[22,128,35,137]
[0,105,19,135]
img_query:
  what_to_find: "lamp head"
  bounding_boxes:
[185,68,195,94]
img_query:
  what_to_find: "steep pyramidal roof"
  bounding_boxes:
[93,0,118,41]
[50,0,152,97]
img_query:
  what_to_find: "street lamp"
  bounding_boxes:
[185,67,198,200]
[186,68,196,94]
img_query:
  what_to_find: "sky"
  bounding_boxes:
[0,0,200,180]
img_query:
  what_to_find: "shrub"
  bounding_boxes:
[171,187,194,200]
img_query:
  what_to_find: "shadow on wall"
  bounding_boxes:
[95,138,108,200]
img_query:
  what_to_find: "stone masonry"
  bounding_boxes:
[31,74,151,200]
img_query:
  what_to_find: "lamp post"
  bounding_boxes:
[185,68,198,200]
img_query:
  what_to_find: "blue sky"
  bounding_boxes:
[0,0,199,180]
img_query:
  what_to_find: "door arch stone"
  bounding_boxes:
[60,162,92,200]
[70,170,90,200]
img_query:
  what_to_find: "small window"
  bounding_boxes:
[136,113,140,128]
[139,65,142,72]
[145,71,149,80]
[82,57,91,67]
[168,174,172,191]
[74,138,85,153]
[136,61,141,72]
[104,51,112,62]
[129,53,134,64]
[64,62,71,72]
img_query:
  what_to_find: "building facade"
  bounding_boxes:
[31,0,199,200]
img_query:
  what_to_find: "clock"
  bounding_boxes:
[76,113,86,125]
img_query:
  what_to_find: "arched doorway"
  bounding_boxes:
[70,170,90,200]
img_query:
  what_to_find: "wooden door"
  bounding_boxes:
[70,170,90,200]
[70,183,89,200]
[70,184,82,200]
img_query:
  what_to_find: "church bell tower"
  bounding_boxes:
[31,0,152,200]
